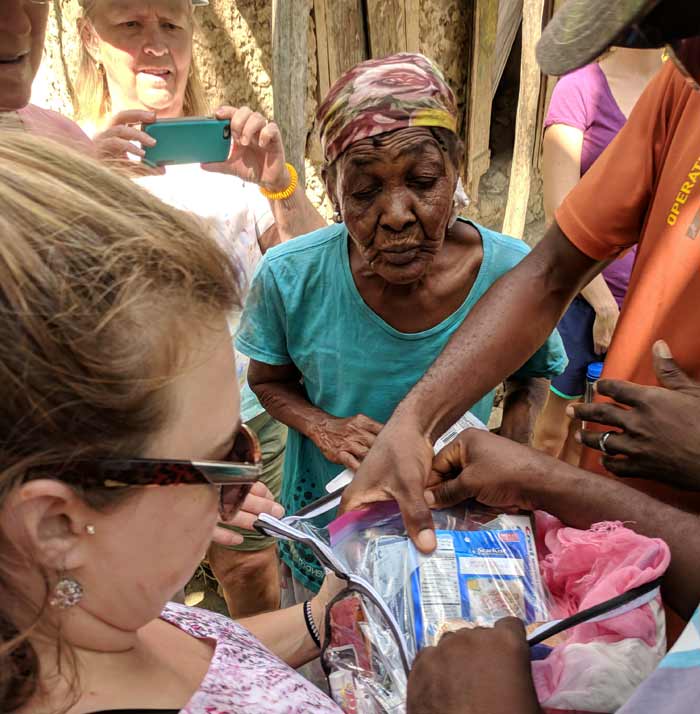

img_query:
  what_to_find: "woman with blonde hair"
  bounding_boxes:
[74,0,326,617]
[0,130,342,714]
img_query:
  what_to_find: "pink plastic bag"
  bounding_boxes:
[532,512,670,713]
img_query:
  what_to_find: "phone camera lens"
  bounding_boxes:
[223,125,231,140]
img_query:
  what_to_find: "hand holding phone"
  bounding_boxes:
[142,117,232,167]
[200,106,289,192]
[94,109,158,162]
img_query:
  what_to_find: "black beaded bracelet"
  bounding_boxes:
[303,599,322,649]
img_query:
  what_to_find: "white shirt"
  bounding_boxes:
[134,164,274,421]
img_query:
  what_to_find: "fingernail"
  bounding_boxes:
[424,490,436,507]
[416,529,436,553]
[574,431,582,444]
[271,504,285,518]
[143,136,157,146]
[566,405,575,417]
[654,340,672,359]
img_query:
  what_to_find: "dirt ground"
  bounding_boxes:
[184,562,229,616]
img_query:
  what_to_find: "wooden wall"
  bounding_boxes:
[309,0,494,198]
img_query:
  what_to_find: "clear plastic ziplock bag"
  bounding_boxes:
[325,501,550,653]
[257,495,664,714]
[258,497,550,713]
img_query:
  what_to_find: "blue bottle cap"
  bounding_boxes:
[586,362,605,381]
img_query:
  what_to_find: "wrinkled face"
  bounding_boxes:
[0,0,49,111]
[331,128,458,285]
[87,0,193,116]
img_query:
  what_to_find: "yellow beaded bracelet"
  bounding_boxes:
[260,163,298,201]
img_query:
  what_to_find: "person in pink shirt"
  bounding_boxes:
[0,0,93,152]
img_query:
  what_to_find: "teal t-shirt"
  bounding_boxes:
[236,220,566,590]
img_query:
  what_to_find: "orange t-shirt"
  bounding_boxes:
[556,62,700,511]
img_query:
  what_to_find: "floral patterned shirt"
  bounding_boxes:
[160,602,341,714]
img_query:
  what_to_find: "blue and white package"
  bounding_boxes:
[411,528,543,649]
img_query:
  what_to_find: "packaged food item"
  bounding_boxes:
[410,528,540,647]
[327,593,372,671]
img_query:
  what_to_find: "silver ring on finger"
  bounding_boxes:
[598,430,616,455]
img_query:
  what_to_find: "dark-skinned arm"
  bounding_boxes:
[248,359,382,471]
[266,185,326,246]
[400,222,603,439]
[429,429,700,620]
[255,190,327,254]
[343,223,610,550]
[498,377,549,445]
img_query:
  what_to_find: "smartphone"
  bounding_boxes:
[142,117,231,167]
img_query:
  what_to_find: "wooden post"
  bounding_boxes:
[464,0,499,202]
[272,0,309,183]
[314,0,331,101]
[405,0,420,52]
[493,0,523,96]
[502,0,546,239]
[533,0,567,170]
[366,0,407,58]
[313,0,367,101]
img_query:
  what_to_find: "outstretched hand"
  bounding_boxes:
[201,106,290,192]
[340,417,437,553]
[212,481,285,547]
[425,428,545,512]
[572,340,700,491]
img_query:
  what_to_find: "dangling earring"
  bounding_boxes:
[333,207,343,224]
[50,575,84,609]
[96,60,104,74]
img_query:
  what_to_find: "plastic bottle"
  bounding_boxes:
[585,362,604,403]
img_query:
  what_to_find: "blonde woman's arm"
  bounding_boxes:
[239,574,344,667]
[203,106,326,247]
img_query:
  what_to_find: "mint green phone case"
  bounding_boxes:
[142,117,231,167]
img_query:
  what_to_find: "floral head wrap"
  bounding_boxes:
[317,52,459,165]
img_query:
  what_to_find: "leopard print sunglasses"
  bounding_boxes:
[25,423,263,520]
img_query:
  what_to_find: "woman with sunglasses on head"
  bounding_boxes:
[73,0,326,618]
[0,131,342,714]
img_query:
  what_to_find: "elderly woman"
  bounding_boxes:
[74,0,326,617]
[237,53,567,596]
[0,131,342,714]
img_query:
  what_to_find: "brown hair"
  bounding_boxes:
[0,129,241,711]
[75,0,209,125]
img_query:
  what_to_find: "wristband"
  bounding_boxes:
[260,163,298,201]
[303,599,322,649]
